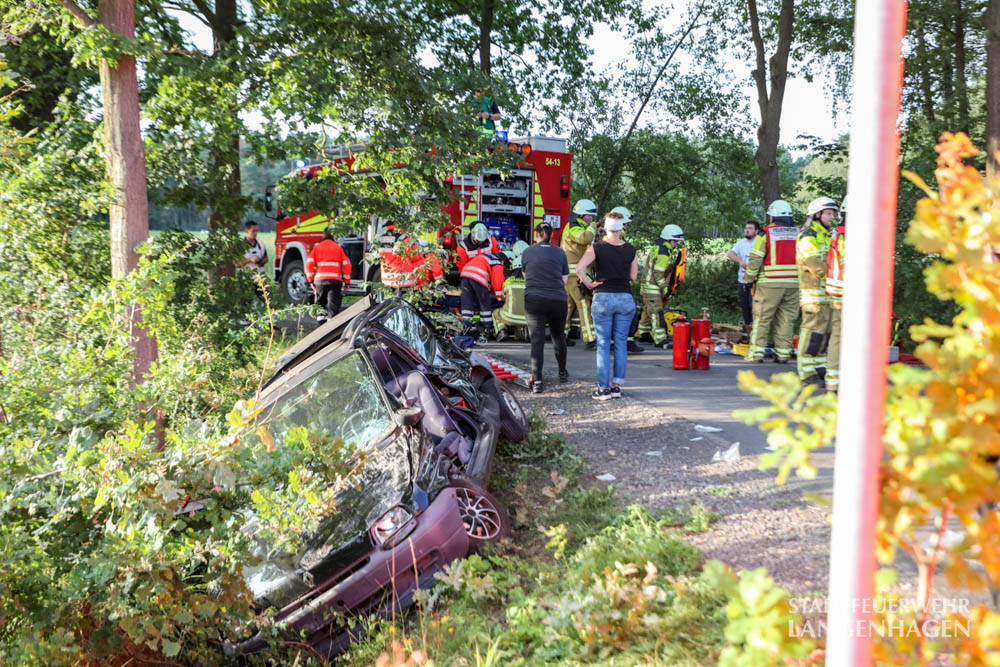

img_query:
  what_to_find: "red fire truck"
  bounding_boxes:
[268,136,573,304]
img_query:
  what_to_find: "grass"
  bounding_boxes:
[336,414,732,666]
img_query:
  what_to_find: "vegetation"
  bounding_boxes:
[736,133,1000,664]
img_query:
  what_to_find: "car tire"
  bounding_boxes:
[280,259,312,305]
[482,377,529,443]
[449,476,511,551]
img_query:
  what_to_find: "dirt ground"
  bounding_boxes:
[509,378,833,595]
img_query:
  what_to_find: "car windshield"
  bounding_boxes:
[256,352,392,450]
[378,302,437,363]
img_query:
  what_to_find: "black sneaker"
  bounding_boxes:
[558,370,569,383]
[610,385,622,398]
[532,381,544,394]
[627,341,644,354]
[592,387,613,401]
[585,341,597,351]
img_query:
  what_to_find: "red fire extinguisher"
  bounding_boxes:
[690,308,714,370]
[672,315,690,370]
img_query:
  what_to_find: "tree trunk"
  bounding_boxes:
[97,0,157,382]
[914,22,940,139]
[748,0,793,205]
[479,0,494,74]
[955,0,970,133]
[206,0,242,278]
[987,0,1000,178]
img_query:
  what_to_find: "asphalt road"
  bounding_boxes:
[485,338,837,498]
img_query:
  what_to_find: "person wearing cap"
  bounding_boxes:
[457,221,500,271]
[745,200,800,363]
[520,224,571,393]
[576,212,637,401]
[796,196,839,387]
[561,198,599,349]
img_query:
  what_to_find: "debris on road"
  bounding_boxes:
[690,436,703,442]
[548,408,566,415]
[645,450,663,457]
[595,473,617,482]
[711,442,741,463]
[695,424,724,433]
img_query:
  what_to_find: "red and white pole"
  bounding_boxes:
[825,1,907,664]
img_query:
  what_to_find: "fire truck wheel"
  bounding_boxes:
[280,259,312,305]
[366,266,381,294]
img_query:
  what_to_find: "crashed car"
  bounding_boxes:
[229,296,529,658]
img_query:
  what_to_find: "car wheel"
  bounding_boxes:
[280,259,312,305]
[449,476,511,550]
[482,377,529,443]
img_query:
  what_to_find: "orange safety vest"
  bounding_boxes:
[306,239,352,284]
[825,225,845,299]
[457,236,500,270]
[460,253,505,298]
[760,224,799,283]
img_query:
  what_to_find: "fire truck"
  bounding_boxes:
[267,136,573,304]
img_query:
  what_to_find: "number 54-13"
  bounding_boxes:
[545,157,561,166]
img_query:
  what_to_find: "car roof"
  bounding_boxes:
[259,335,360,406]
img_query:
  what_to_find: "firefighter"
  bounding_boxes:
[380,236,445,293]
[824,196,847,393]
[494,241,529,341]
[306,228,352,322]
[459,251,507,337]
[473,89,502,139]
[796,196,839,387]
[636,224,685,349]
[562,198,599,349]
[745,200,799,363]
[457,221,500,271]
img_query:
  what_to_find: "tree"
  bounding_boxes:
[747,0,794,204]
[986,0,1000,177]
[57,0,157,383]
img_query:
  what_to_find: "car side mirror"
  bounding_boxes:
[394,406,423,427]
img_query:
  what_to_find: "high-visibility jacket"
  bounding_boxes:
[561,216,597,271]
[495,277,526,326]
[797,220,832,305]
[825,225,845,302]
[460,253,505,299]
[745,223,799,287]
[640,241,685,298]
[306,239,351,284]
[380,246,445,290]
[456,236,500,270]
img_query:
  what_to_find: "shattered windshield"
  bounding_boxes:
[256,352,392,451]
[378,302,437,363]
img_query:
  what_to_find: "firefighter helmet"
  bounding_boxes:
[659,224,684,241]
[573,199,598,217]
[511,240,528,257]
[610,206,632,224]
[766,199,794,218]
[470,222,490,243]
[806,196,839,218]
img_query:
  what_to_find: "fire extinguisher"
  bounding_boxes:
[672,315,691,370]
[690,308,714,370]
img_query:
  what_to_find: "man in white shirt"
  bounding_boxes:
[242,220,268,302]
[727,221,761,327]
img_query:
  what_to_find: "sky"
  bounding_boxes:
[174,5,849,154]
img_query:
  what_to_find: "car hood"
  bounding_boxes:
[243,435,415,611]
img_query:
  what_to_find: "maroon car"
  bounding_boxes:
[226,297,528,658]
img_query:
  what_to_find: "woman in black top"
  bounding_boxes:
[576,212,638,401]
[520,223,570,393]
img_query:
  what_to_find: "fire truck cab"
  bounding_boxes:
[270,136,572,304]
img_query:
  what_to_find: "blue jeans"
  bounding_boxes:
[591,292,637,389]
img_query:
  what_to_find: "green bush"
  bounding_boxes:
[670,252,744,325]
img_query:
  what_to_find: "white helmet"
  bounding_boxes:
[610,206,632,224]
[470,222,490,243]
[806,196,839,218]
[511,240,529,256]
[659,224,684,241]
[766,199,794,218]
[573,199,598,217]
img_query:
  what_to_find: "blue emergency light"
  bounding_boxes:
[494,130,509,142]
